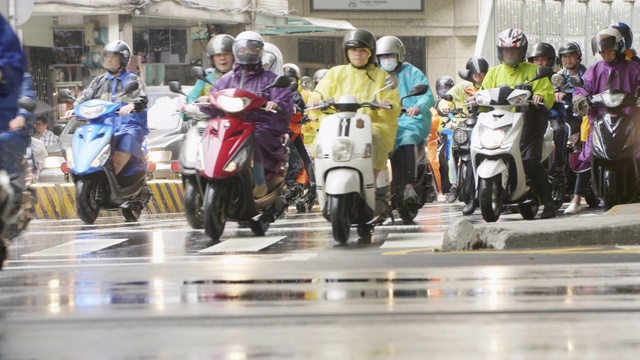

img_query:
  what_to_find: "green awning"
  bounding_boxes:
[253,14,355,35]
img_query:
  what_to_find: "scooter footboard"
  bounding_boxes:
[324,169,361,194]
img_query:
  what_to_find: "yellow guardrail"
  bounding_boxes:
[31,180,184,220]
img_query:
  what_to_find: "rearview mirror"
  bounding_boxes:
[457,69,473,83]
[190,66,211,84]
[17,97,37,113]
[300,76,315,91]
[58,89,75,102]
[168,81,185,96]
[569,75,584,88]
[550,73,565,88]
[402,84,429,101]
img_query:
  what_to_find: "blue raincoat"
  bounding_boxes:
[394,62,434,149]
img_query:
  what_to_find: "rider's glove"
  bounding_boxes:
[572,95,589,117]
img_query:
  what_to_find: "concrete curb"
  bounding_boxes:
[441,204,640,251]
[30,180,184,220]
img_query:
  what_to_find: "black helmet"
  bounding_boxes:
[465,56,489,74]
[342,29,377,65]
[207,34,234,56]
[558,41,582,62]
[435,76,455,98]
[102,40,131,68]
[527,42,557,67]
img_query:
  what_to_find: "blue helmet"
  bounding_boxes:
[609,22,633,49]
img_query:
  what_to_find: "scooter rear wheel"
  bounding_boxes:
[249,217,270,236]
[76,178,100,225]
[479,175,502,223]
[329,194,351,244]
[203,183,227,240]
[122,207,142,222]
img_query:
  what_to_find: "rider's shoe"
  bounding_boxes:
[446,186,459,203]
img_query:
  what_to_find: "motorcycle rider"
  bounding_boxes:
[209,31,293,198]
[482,28,557,219]
[527,42,568,186]
[375,35,434,207]
[307,29,401,191]
[572,28,640,209]
[555,42,589,215]
[302,68,329,150]
[283,62,316,206]
[0,14,28,267]
[65,40,149,177]
[434,75,455,199]
[438,56,490,214]
[187,34,234,103]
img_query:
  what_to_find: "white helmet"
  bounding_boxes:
[283,63,301,79]
[262,42,283,75]
[233,31,264,65]
[376,36,406,63]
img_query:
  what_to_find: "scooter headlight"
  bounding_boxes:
[217,95,251,113]
[595,92,626,108]
[77,104,106,119]
[479,126,506,149]
[224,145,250,172]
[90,144,111,168]
[453,128,469,145]
[331,139,353,162]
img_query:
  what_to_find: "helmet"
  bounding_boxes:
[591,28,625,55]
[206,34,234,56]
[102,40,131,68]
[465,56,489,74]
[342,29,377,65]
[375,35,406,63]
[283,63,300,79]
[262,43,283,75]
[435,76,455,98]
[496,28,528,63]
[558,41,582,61]
[609,22,633,49]
[233,31,264,65]
[312,69,328,85]
[527,42,556,67]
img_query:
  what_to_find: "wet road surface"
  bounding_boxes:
[2,202,640,359]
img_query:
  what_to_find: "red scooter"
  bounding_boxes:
[170,67,292,240]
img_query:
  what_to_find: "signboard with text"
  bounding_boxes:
[311,0,423,12]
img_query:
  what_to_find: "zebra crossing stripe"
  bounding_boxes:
[380,232,443,249]
[22,238,128,257]
[199,236,286,253]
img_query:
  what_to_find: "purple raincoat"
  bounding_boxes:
[211,63,293,175]
[573,59,640,167]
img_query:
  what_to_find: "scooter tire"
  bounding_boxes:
[203,184,227,241]
[122,207,142,222]
[479,176,502,223]
[518,202,539,220]
[0,241,6,270]
[249,217,270,236]
[585,192,600,208]
[329,194,351,244]
[76,178,100,225]
[398,207,418,223]
[184,177,204,229]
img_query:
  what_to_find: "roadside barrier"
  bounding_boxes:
[31,180,184,220]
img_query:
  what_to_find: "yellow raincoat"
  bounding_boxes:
[307,63,401,170]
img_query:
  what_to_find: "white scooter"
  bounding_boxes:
[471,67,555,222]
[307,77,427,243]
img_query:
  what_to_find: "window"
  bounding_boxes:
[298,39,336,64]
[133,29,188,64]
[53,30,87,64]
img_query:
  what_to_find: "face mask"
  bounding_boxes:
[380,58,398,72]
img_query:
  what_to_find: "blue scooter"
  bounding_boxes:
[59,82,151,224]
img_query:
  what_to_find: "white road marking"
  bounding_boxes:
[198,236,286,253]
[381,232,443,248]
[22,238,129,257]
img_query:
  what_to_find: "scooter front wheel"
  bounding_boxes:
[76,178,100,225]
[203,183,227,240]
[184,176,204,229]
[328,194,352,244]
[478,175,502,223]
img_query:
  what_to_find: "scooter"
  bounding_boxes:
[471,67,555,222]
[569,76,640,210]
[58,83,151,224]
[308,76,424,243]
[551,73,600,208]
[389,84,434,223]
[0,97,38,270]
[171,67,293,240]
